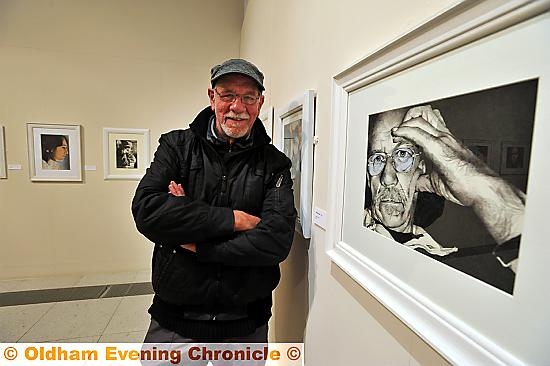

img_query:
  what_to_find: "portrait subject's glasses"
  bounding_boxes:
[214,88,260,105]
[367,147,421,176]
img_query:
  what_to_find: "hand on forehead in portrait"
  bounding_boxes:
[367,108,425,232]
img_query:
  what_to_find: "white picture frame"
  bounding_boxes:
[27,123,82,182]
[276,90,316,239]
[259,105,274,141]
[327,1,550,365]
[103,128,150,180]
[0,126,6,179]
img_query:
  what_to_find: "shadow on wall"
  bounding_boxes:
[272,231,309,342]
[331,263,450,366]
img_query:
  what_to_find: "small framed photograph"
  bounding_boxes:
[103,128,150,180]
[27,123,82,181]
[0,126,6,179]
[463,139,497,172]
[500,141,529,174]
[275,90,316,238]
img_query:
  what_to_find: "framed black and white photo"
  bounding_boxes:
[327,1,550,365]
[27,123,82,181]
[259,105,274,141]
[275,90,315,239]
[501,141,529,174]
[103,128,150,180]
[463,139,496,171]
[0,126,6,179]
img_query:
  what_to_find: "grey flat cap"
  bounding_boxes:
[210,59,265,91]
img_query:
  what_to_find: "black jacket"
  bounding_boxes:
[132,107,296,340]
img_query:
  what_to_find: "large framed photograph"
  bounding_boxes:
[259,105,274,141]
[27,123,82,181]
[103,128,150,180]
[0,126,6,179]
[327,1,550,365]
[275,90,315,239]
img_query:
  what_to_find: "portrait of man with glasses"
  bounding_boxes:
[363,83,534,294]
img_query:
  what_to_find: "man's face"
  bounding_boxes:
[208,73,264,142]
[368,109,425,232]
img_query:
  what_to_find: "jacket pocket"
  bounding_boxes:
[152,245,216,306]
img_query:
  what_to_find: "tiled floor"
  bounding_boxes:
[0,271,153,343]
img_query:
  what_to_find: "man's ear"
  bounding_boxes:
[208,88,215,110]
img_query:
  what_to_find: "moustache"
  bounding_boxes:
[224,112,250,120]
[375,186,406,204]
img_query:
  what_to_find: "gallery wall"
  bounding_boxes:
[240,0,457,364]
[0,0,244,278]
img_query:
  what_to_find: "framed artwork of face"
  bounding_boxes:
[27,123,82,182]
[103,128,150,180]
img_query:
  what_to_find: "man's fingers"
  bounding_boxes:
[398,117,442,138]
[168,181,185,196]
[402,105,450,133]
[392,125,447,164]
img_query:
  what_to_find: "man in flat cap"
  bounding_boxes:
[133,59,296,345]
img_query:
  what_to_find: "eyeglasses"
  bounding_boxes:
[367,147,421,176]
[214,88,260,105]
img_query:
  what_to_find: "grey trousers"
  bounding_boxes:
[141,319,268,365]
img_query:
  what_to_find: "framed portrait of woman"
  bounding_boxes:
[27,123,82,182]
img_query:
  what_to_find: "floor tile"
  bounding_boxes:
[0,275,82,293]
[0,303,55,342]
[19,298,122,342]
[45,335,100,343]
[99,331,146,343]
[103,294,153,335]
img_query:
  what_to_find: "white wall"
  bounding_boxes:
[0,0,243,278]
[240,0,457,364]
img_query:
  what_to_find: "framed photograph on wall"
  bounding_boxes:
[259,105,274,141]
[103,128,150,180]
[27,123,82,181]
[327,1,550,365]
[501,141,529,174]
[275,90,315,239]
[0,126,6,179]
[463,139,496,172]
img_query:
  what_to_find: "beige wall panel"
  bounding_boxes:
[0,0,243,278]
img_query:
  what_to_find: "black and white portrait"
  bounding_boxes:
[116,139,138,169]
[284,119,302,180]
[363,79,537,294]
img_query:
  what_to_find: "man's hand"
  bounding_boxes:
[393,105,525,243]
[168,181,185,196]
[233,210,261,231]
[396,105,493,206]
[180,243,196,253]
[167,181,196,252]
